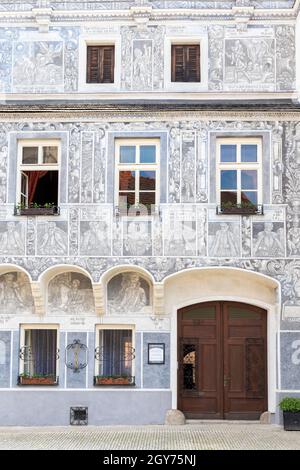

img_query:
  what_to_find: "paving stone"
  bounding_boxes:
[0,424,299,450]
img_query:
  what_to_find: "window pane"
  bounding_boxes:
[119,171,135,190]
[220,144,237,162]
[24,329,57,377]
[99,330,133,377]
[140,171,156,190]
[119,192,135,207]
[139,192,156,207]
[241,144,257,162]
[140,145,156,163]
[221,170,237,190]
[241,191,257,205]
[120,146,136,163]
[182,344,196,390]
[241,170,257,190]
[221,191,237,205]
[22,147,38,164]
[43,146,58,164]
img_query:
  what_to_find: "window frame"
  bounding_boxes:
[78,36,121,92]
[115,138,160,212]
[216,137,263,207]
[19,324,59,377]
[17,139,61,207]
[86,44,115,84]
[94,324,135,379]
[171,44,201,83]
[164,36,208,92]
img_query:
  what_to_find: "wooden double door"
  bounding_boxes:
[178,301,267,420]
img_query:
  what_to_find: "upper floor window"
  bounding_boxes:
[17,139,60,208]
[87,45,115,84]
[171,44,200,83]
[116,139,160,215]
[217,137,262,208]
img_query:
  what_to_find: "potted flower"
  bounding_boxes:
[15,203,59,216]
[279,397,300,430]
[94,375,134,386]
[217,201,261,215]
[18,374,58,385]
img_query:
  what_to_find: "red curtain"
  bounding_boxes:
[27,171,48,204]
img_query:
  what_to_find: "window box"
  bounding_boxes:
[18,375,58,386]
[94,375,135,386]
[216,204,263,216]
[15,205,60,216]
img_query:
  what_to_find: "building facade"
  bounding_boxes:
[0,0,299,425]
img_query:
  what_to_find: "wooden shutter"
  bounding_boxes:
[171,44,200,82]
[87,45,115,84]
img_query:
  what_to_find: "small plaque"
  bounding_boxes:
[148,343,165,365]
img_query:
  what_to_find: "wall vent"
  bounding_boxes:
[70,407,88,425]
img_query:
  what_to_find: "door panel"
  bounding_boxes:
[178,301,267,420]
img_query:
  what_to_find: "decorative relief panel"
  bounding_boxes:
[224,35,275,92]
[47,272,95,315]
[123,219,152,257]
[121,25,165,91]
[107,272,151,315]
[208,220,240,258]
[163,205,197,257]
[275,26,295,92]
[81,132,94,204]
[37,221,68,256]
[0,221,25,256]
[0,272,34,315]
[13,41,64,93]
[80,206,112,256]
[181,132,196,203]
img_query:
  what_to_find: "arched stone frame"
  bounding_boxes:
[0,264,36,314]
[38,265,97,315]
[163,267,280,416]
[100,265,155,316]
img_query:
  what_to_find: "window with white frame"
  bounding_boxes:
[19,326,59,382]
[115,139,159,214]
[17,140,60,208]
[217,137,262,207]
[95,326,135,383]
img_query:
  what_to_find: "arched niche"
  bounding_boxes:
[0,270,34,315]
[47,271,95,315]
[107,271,153,315]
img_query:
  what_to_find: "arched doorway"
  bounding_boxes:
[178,301,267,420]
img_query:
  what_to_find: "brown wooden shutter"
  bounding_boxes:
[87,45,115,84]
[171,44,200,83]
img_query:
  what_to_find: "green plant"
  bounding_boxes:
[279,397,300,412]
[19,373,55,378]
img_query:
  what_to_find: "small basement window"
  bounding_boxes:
[17,140,60,208]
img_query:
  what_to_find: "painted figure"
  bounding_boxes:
[210,223,239,257]
[0,273,25,313]
[0,222,23,255]
[39,222,67,255]
[253,222,284,257]
[109,273,147,313]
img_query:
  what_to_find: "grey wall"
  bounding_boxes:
[0,390,172,426]
[143,333,170,389]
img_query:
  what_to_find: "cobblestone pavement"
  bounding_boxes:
[0,423,299,450]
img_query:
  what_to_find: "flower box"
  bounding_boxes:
[282,411,300,431]
[15,206,60,216]
[217,205,263,216]
[94,376,134,386]
[18,375,58,386]
[279,398,300,430]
